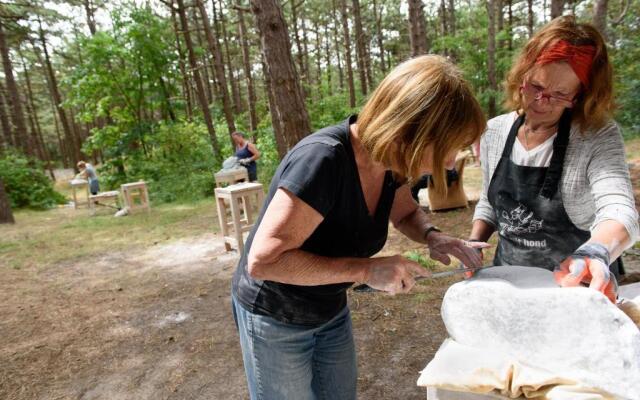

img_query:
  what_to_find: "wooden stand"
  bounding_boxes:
[214,182,264,253]
[89,190,120,216]
[70,179,89,209]
[214,168,249,187]
[427,152,470,212]
[121,181,150,214]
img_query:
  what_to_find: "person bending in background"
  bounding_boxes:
[469,16,639,302]
[231,55,489,400]
[232,131,260,181]
[76,161,99,195]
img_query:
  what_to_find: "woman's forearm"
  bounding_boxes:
[589,220,631,262]
[470,219,496,242]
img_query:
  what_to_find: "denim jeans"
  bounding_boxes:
[231,295,357,400]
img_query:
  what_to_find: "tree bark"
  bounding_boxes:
[0,81,15,148]
[260,55,287,158]
[0,21,32,157]
[331,0,345,90]
[372,0,386,74]
[323,22,333,96]
[196,0,236,135]
[592,0,608,41]
[352,0,368,95]
[19,50,51,168]
[449,0,456,35]
[0,177,14,224]
[550,0,564,19]
[83,0,98,36]
[290,0,307,88]
[487,0,497,118]
[170,5,194,120]
[527,0,534,37]
[217,0,244,115]
[408,0,429,56]
[192,9,214,104]
[250,0,311,150]
[175,0,222,162]
[340,0,357,107]
[236,5,258,133]
[35,20,82,166]
[313,20,323,91]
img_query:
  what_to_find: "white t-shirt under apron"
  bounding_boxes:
[511,133,557,167]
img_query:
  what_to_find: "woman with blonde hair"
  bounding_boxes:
[231,55,488,399]
[469,16,638,302]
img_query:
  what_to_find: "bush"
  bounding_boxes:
[0,153,67,209]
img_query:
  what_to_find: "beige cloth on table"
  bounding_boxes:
[418,338,616,399]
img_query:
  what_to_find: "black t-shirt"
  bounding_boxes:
[231,116,400,326]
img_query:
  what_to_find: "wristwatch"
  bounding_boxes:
[423,225,442,241]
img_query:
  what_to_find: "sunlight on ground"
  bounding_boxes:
[0,200,217,270]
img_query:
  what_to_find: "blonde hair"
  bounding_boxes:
[504,16,614,131]
[358,55,486,193]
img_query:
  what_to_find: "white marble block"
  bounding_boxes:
[430,266,640,399]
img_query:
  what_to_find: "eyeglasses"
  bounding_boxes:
[520,81,576,107]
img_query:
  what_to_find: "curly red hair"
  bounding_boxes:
[504,16,614,131]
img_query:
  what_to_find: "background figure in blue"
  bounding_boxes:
[232,131,260,181]
[77,161,99,195]
[410,169,460,202]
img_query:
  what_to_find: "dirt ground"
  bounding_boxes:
[2,163,640,400]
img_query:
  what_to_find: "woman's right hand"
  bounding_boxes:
[364,255,431,295]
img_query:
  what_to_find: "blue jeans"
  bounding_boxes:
[231,295,357,400]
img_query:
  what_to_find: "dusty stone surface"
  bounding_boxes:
[438,266,640,399]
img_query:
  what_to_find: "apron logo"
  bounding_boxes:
[500,204,543,236]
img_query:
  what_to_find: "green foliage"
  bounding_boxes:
[0,153,66,210]
[96,120,219,203]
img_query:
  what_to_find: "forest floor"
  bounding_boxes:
[2,140,640,400]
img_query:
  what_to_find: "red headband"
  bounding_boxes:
[535,40,596,87]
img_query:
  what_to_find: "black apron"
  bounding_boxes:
[488,112,623,277]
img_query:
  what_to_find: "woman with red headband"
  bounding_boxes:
[469,16,638,301]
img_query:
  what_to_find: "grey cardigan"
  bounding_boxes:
[473,112,639,247]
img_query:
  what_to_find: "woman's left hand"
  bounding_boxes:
[426,232,490,268]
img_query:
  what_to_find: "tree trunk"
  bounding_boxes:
[35,21,81,167]
[83,0,98,36]
[507,0,513,50]
[0,177,14,224]
[170,4,194,121]
[486,0,497,118]
[50,98,69,168]
[175,0,222,162]
[323,22,333,96]
[217,0,244,115]
[592,0,608,41]
[352,0,368,95]
[313,20,323,92]
[0,21,32,157]
[290,0,307,89]
[260,55,288,158]
[550,0,564,19]
[0,81,15,148]
[408,0,429,56]
[236,5,258,133]
[192,9,214,104]
[372,0,386,74]
[250,0,311,149]
[331,0,345,90]
[527,0,534,37]
[449,0,456,35]
[196,0,236,135]
[340,0,357,108]
[19,50,51,168]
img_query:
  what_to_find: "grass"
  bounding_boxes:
[0,199,218,270]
